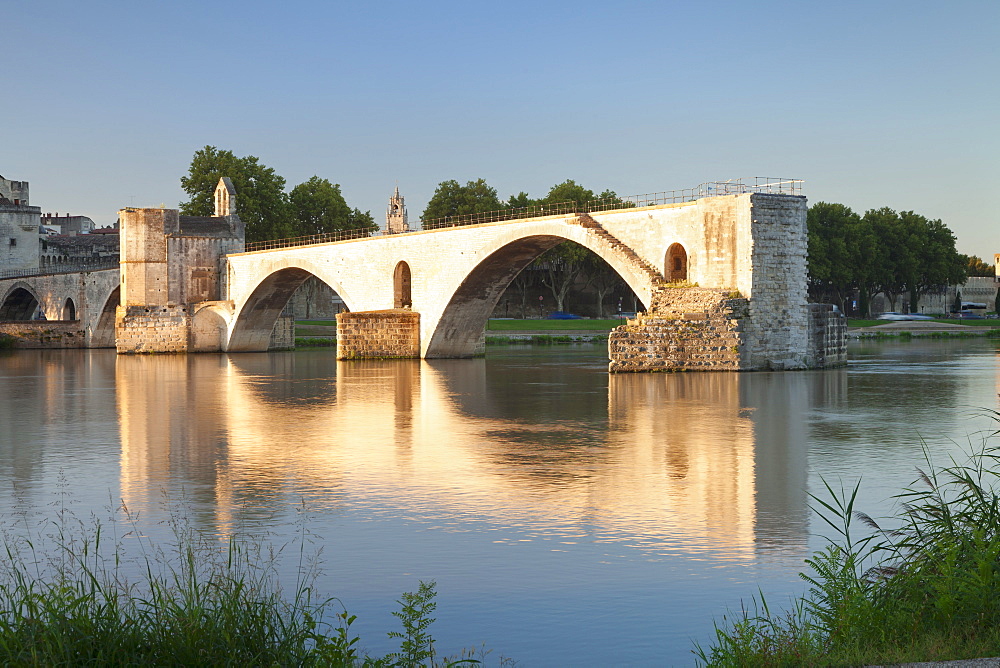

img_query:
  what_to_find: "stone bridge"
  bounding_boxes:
[0,267,119,347]
[1,179,845,371]
[222,193,808,362]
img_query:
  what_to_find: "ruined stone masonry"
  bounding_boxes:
[607,193,846,372]
[609,288,749,372]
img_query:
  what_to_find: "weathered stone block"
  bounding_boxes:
[336,309,420,360]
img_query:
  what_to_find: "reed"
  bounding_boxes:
[0,501,489,666]
[697,428,1000,666]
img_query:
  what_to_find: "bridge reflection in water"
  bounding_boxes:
[114,351,846,557]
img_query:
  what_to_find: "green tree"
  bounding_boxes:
[536,241,593,313]
[509,268,539,318]
[848,214,886,318]
[864,207,912,312]
[288,176,375,237]
[180,146,293,243]
[900,211,966,312]
[806,202,888,317]
[964,254,995,277]
[584,254,625,318]
[807,202,862,311]
[543,179,596,206]
[505,191,537,210]
[420,179,502,222]
[530,180,628,314]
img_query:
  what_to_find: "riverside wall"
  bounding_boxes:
[0,321,88,348]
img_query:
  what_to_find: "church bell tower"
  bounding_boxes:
[386,186,408,234]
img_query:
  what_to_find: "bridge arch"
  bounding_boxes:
[0,284,41,320]
[90,286,120,347]
[228,265,354,352]
[424,229,653,358]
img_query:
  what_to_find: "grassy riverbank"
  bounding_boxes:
[849,318,1000,328]
[486,318,624,331]
[0,509,497,666]
[295,318,623,348]
[697,438,1000,666]
[485,334,608,345]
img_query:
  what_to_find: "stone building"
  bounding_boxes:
[386,186,408,234]
[41,230,120,268]
[0,174,41,271]
[40,212,96,236]
[116,177,250,352]
[865,276,999,315]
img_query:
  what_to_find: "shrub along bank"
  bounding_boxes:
[0,510,492,666]
[697,433,1000,666]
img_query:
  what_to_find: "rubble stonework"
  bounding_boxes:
[336,310,420,359]
[609,288,749,372]
[0,321,88,348]
[608,195,844,372]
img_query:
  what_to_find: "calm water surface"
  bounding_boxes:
[1,340,998,666]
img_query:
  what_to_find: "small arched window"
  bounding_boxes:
[394,261,412,308]
[666,243,687,282]
[63,298,77,321]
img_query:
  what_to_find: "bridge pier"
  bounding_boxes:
[335,309,421,359]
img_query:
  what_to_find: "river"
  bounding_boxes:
[0,339,997,665]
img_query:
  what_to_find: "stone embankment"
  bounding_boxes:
[0,320,89,348]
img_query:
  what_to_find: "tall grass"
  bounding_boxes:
[0,499,495,666]
[697,431,1000,666]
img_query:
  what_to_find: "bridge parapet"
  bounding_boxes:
[0,259,119,280]
[239,178,804,254]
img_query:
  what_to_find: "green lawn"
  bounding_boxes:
[932,319,1000,327]
[849,318,1000,328]
[299,317,1000,332]
[486,318,625,331]
[293,318,625,335]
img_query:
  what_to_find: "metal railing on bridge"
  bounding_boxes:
[0,258,120,280]
[242,177,803,253]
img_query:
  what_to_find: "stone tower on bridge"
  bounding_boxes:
[386,186,408,234]
[115,178,245,353]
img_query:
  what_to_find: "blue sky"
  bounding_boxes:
[4,0,997,255]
